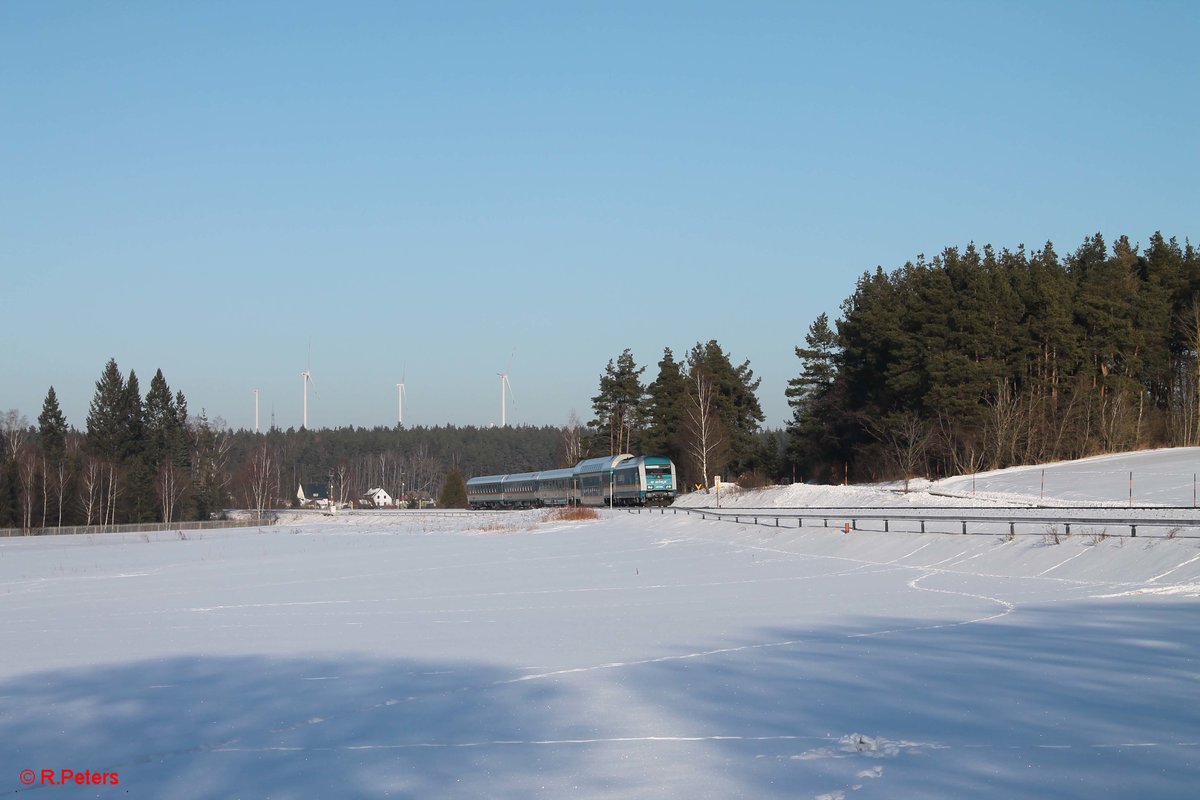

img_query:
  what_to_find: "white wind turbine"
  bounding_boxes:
[301,369,313,429]
[497,350,516,427]
[396,364,407,427]
[301,345,318,429]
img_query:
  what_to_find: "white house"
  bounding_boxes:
[363,487,393,508]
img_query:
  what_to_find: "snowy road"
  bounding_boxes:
[2,506,1198,799]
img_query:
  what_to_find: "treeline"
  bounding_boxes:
[787,232,1200,483]
[1,341,781,529]
[0,359,232,529]
[0,359,567,528]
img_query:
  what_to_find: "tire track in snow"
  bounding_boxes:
[848,570,1016,638]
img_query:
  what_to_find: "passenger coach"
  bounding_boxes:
[466,454,677,509]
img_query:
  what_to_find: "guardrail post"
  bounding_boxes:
[962,520,967,535]
[920,520,925,533]
[1065,523,1071,535]
[1131,524,1137,538]
[1010,521,1015,537]
[884,519,889,533]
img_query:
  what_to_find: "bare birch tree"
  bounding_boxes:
[157,462,187,523]
[17,447,38,532]
[103,462,123,526]
[684,370,727,490]
[79,457,100,526]
[247,442,276,516]
[2,410,28,464]
[561,410,584,467]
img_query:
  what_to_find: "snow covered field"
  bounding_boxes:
[3,452,1200,798]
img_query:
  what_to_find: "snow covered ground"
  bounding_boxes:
[679,446,1200,509]
[3,451,1199,798]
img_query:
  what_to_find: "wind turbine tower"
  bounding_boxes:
[396,382,406,427]
[301,368,313,429]
[497,351,516,427]
[253,388,260,434]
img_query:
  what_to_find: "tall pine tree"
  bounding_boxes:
[641,348,687,465]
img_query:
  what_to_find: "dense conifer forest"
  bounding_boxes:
[787,232,1200,483]
[3,231,1194,529]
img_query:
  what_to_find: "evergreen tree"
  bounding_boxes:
[172,390,191,467]
[122,370,154,521]
[786,314,840,479]
[86,358,127,462]
[438,467,468,508]
[37,387,68,462]
[144,369,177,467]
[641,348,687,463]
[141,370,194,517]
[590,349,645,455]
[38,387,70,528]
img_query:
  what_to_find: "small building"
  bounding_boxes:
[362,487,393,508]
[297,482,331,508]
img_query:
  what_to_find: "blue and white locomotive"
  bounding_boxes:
[466,454,677,509]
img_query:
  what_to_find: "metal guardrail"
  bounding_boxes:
[625,506,1200,539]
[0,516,277,538]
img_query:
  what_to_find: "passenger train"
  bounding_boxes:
[466,454,677,509]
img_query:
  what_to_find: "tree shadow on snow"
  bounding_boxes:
[0,654,592,799]
[623,599,1200,800]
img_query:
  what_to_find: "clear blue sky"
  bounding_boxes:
[3,1,1198,432]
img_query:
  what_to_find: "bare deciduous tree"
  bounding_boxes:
[2,410,29,463]
[246,442,276,516]
[79,457,100,526]
[983,380,1024,469]
[102,462,123,526]
[684,370,727,490]
[333,459,355,507]
[863,410,936,491]
[561,410,584,467]
[17,447,38,532]
[157,463,188,523]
